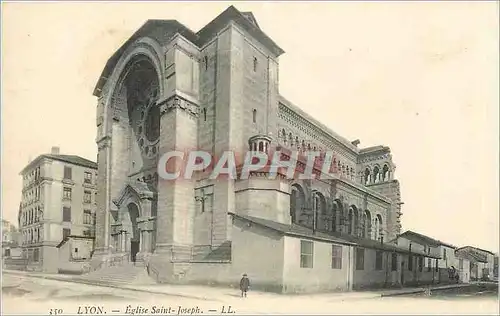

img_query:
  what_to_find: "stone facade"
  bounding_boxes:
[90,6,403,286]
[18,147,97,272]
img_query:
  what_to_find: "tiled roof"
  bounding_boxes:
[44,154,97,169]
[456,246,497,257]
[20,154,97,175]
[56,235,95,248]
[399,230,456,249]
[230,213,440,258]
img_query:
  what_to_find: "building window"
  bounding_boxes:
[356,248,365,270]
[203,108,207,121]
[435,259,439,272]
[83,230,91,237]
[428,258,432,272]
[443,248,447,260]
[408,255,413,271]
[203,56,208,71]
[83,210,92,225]
[331,245,342,269]
[63,166,72,180]
[63,207,71,222]
[253,57,258,72]
[375,251,383,270]
[459,258,464,270]
[83,190,92,204]
[252,109,257,123]
[418,256,423,272]
[300,240,314,268]
[84,172,92,184]
[391,253,398,271]
[74,248,78,253]
[33,248,39,262]
[63,228,71,239]
[63,187,72,200]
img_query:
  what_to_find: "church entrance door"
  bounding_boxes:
[131,241,140,262]
[127,203,141,263]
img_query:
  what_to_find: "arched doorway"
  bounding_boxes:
[127,203,140,262]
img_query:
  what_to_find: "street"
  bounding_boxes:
[2,273,498,315]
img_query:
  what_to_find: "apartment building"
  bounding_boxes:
[19,147,97,272]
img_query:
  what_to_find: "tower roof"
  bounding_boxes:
[93,6,284,97]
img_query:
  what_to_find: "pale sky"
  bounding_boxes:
[2,2,498,252]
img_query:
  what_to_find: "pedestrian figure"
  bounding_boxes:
[240,273,250,298]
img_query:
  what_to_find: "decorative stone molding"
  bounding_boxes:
[111,223,124,235]
[112,181,155,209]
[278,103,357,161]
[97,136,111,150]
[159,95,199,118]
[137,216,156,231]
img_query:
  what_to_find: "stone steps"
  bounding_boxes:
[78,263,156,285]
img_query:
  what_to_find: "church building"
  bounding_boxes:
[90,6,409,292]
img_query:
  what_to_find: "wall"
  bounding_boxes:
[282,237,352,293]
[234,177,291,225]
[353,248,399,289]
[400,254,438,286]
[186,217,285,292]
[57,238,92,274]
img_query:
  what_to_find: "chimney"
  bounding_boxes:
[351,139,360,147]
[51,146,60,155]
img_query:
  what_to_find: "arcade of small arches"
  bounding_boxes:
[363,164,392,185]
[289,183,385,241]
[276,128,356,182]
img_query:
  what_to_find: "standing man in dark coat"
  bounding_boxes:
[240,273,250,297]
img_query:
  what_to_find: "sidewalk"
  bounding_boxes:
[2,269,477,301]
[379,283,471,297]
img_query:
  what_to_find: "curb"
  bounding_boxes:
[380,284,473,297]
[3,270,220,302]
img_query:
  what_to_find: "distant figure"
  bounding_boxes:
[240,273,250,298]
[455,272,460,283]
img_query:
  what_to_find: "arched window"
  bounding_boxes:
[374,217,379,240]
[348,208,354,234]
[252,109,257,123]
[363,210,372,238]
[373,166,380,183]
[377,214,383,241]
[258,142,264,152]
[364,168,371,185]
[253,57,258,72]
[382,164,389,181]
[290,184,305,225]
[312,191,326,231]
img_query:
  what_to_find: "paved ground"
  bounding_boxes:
[2,272,499,315]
